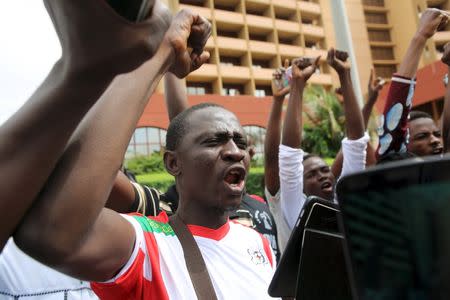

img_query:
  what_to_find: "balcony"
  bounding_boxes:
[246,14,274,33]
[249,40,278,58]
[372,59,398,65]
[369,41,395,47]
[275,19,301,37]
[253,67,275,84]
[302,24,325,40]
[215,9,245,30]
[304,48,328,60]
[278,44,303,58]
[220,65,251,83]
[216,37,248,55]
[186,64,219,82]
[298,1,321,20]
[427,0,447,6]
[362,5,388,13]
[178,4,212,20]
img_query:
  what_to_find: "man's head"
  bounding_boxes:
[407,111,443,156]
[303,154,335,201]
[165,103,250,213]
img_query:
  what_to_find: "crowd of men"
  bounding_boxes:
[0,0,450,299]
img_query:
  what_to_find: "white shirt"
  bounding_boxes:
[276,134,370,249]
[91,212,278,299]
[0,239,98,300]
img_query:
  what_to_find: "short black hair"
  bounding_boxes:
[303,153,320,162]
[409,110,433,122]
[166,103,224,151]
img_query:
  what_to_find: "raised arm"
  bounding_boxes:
[327,48,364,140]
[264,71,290,195]
[328,48,368,178]
[377,9,447,158]
[441,42,450,152]
[331,68,381,177]
[0,0,171,251]
[362,68,385,128]
[279,57,320,229]
[164,72,189,121]
[14,10,211,282]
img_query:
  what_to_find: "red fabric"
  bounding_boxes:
[187,221,230,241]
[249,194,266,204]
[260,233,273,268]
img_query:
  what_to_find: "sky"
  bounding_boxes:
[0,1,60,125]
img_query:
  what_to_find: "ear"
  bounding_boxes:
[164,151,181,176]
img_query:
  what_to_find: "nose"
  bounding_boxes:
[221,140,245,162]
[430,134,441,146]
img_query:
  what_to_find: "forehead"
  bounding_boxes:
[186,107,244,137]
[303,156,327,172]
[409,118,438,134]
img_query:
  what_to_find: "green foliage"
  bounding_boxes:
[125,153,165,175]
[136,167,266,197]
[302,85,345,158]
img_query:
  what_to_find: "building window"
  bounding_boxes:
[217,28,239,38]
[220,56,241,67]
[252,59,271,68]
[126,127,167,159]
[371,47,395,60]
[179,0,206,6]
[186,82,212,95]
[222,83,244,96]
[255,85,272,97]
[249,32,270,42]
[362,0,385,6]
[368,29,391,42]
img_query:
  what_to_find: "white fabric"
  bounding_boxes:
[0,239,98,300]
[100,214,278,299]
[278,133,370,233]
[265,188,292,254]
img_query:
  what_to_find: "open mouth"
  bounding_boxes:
[432,147,444,155]
[321,181,333,192]
[223,166,246,191]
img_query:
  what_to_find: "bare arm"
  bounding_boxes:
[0,0,171,251]
[327,48,364,140]
[264,72,289,195]
[14,10,211,281]
[441,42,450,152]
[362,68,385,128]
[281,58,320,147]
[164,72,189,121]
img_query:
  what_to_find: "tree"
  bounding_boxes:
[301,85,345,158]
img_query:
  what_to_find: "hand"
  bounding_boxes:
[416,8,448,39]
[368,68,386,101]
[44,0,172,76]
[165,9,212,78]
[334,87,344,103]
[291,56,321,84]
[327,48,350,75]
[271,69,290,98]
[442,42,450,66]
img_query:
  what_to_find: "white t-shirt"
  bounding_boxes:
[91,212,278,299]
[277,134,370,246]
[0,239,98,300]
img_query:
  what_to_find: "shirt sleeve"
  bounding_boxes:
[278,144,307,230]
[90,215,149,299]
[376,75,415,159]
[340,132,370,179]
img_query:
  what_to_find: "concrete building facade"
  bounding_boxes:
[127,0,450,158]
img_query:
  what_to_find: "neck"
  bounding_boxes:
[176,200,229,229]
